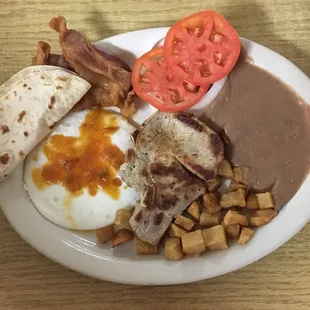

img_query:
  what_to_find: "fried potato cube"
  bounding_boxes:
[228,181,246,192]
[174,215,195,231]
[181,230,206,255]
[203,193,222,214]
[168,223,187,238]
[250,209,277,227]
[200,211,221,228]
[218,160,234,179]
[223,210,248,226]
[96,225,115,244]
[206,178,221,192]
[202,225,228,250]
[224,224,241,239]
[238,227,254,244]
[255,209,278,218]
[187,201,201,221]
[250,217,267,227]
[233,167,247,184]
[112,229,134,247]
[114,208,133,231]
[220,188,246,208]
[246,193,259,209]
[135,237,158,255]
[257,192,274,209]
[165,237,184,261]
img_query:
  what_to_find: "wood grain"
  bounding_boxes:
[1,0,310,309]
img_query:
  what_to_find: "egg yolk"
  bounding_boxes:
[32,109,125,199]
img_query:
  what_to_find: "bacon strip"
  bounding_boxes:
[32,41,73,71]
[31,17,136,116]
[48,16,134,114]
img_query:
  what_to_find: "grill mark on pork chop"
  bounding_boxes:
[172,154,216,182]
[150,160,206,191]
[154,212,164,225]
[149,162,178,176]
[176,112,203,132]
[189,164,215,180]
[153,193,179,211]
[135,210,143,222]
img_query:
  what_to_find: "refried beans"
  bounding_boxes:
[204,53,310,210]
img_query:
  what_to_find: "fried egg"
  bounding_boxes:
[24,109,139,230]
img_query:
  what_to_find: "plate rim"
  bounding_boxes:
[1,27,310,285]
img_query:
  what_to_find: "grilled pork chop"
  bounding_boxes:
[136,111,224,180]
[120,111,224,245]
[122,152,205,245]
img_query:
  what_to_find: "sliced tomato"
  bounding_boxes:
[131,47,210,112]
[163,11,240,85]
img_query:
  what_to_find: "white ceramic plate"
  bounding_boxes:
[1,28,310,285]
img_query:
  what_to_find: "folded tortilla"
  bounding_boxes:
[0,65,91,181]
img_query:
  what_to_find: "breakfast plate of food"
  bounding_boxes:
[1,11,310,285]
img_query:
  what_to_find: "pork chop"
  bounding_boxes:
[120,111,224,245]
[136,111,224,180]
[128,154,205,245]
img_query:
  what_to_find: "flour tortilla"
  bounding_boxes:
[0,65,91,181]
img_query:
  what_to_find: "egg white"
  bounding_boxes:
[24,109,139,230]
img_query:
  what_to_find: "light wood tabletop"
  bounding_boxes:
[1,0,310,309]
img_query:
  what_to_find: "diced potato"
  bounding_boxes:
[255,209,278,218]
[165,237,184,261]
[181,230,206,255]
[112,229,134,247]
[114,208,133,231]
[218,160,234,179]
[233,167,247,184]
[187,201,201,221]
[174,215,195,231]
[135,237,158,255]
[228,181,246,192]
[96,225,115,244]
[206,178,221,192]
[200,211,221,228]
[224,224,241,239]
[223,210,248,226]
[250,217,267,227]
[168,223,187,237]
[250,209,277,227]
[257,192,274,209]
[203,193,222,214]
[246,193,259,209]
[220,189,246,208]
[202,225,228,250]
[238,227,254,244]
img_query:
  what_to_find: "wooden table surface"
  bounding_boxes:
[1,0,310,309]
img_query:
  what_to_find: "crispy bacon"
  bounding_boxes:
[48,16,134,114]
[32,41,73,70]
[71,88,136,117]
[32,17,136,116]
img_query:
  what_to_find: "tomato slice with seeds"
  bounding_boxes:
[163,11,240,85]
[131,47,210,112]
